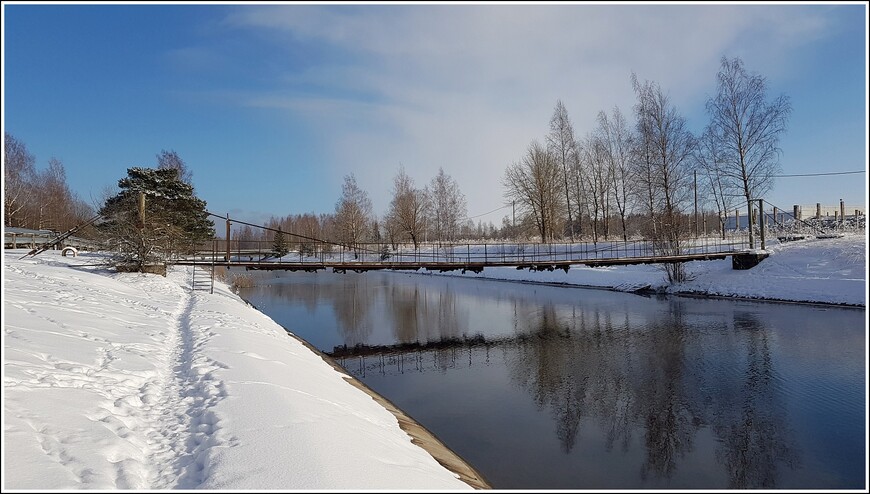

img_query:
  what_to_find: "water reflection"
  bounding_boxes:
[239,272,864,489]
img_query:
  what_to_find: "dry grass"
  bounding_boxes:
[229,273,255,292]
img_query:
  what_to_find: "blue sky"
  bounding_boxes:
[3,3,867,228]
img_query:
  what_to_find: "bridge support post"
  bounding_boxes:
[758,199,765,250]
[225,214,231,262]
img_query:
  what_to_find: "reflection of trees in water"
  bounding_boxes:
[331,276,375,346]
[506,299,800,487]
[267,275,375,345]
[634,300,699,481]
[270,277,323,313]
[709,311,801,489]
[384,281,466,345]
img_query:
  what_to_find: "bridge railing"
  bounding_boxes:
[184,232,752,266]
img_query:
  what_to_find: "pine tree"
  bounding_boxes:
[273,227,289,258]
[98,167,215,271]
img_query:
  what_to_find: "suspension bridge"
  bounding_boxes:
[173,198,840,275]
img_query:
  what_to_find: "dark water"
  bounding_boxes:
[237,271,867,489]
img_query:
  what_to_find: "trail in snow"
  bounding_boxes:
[3,260,228,489]
[5,251,474,490]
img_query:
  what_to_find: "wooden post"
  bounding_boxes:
[793,204,800,222]
[138,192,146,229]
[773,206,778,227]
[735,208,740,231]
[693,170,698,237]
[225,214,231,262]
[758,199,765,250]
[840,199,845,227]
[816,203,821,219]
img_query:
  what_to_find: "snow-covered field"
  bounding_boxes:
[2,233,866,490]
[429,233,868,307]
[2,250,472,490]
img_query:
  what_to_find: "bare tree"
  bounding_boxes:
[157,149,193,185]
[334,174,373,256]
[597,107,635,241]
[695,127,736,238]
[568,144,588,239]
[547,100,579,240]
[427,167,467,244]
[386,166,429,249]
[4,133,36,227]
[578,133,612,243]
[632,74,696,282]
[504,140,565,242]
[705,56,791,248]
[33,158,72,231]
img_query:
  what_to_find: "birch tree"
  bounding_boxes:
[632,74,696,282]
[503,140,564,242]
[547,100,579,239]
[427,167,467,244]
[695,127,735,238]
[334,174,373,255]
[597,107,634,241]
[705,56,791,248]
[386,166,429,249]
[157,149,193,185]
[4,133,36,227]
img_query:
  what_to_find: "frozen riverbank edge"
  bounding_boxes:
[242,297,491,489]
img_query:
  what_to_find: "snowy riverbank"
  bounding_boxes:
[422,233,867,307]
[3,233,866,489]
[3,250,474,490]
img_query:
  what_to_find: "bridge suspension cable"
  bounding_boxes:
[207,212,382,255]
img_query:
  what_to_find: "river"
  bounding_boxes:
[237,270,866,489]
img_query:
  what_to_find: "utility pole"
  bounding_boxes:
[693,170,698,237]
[137,192,146,229]
[225,214,231,262]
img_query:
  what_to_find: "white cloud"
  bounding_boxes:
[222,4,834,222]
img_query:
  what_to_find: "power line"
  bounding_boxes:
[462,204,511,221]
[773,170,865,177]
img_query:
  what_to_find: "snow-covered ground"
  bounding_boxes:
[2,233,866,490]
[2,250,472,490]
[427,233,867,307]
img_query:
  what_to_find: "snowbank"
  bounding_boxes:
[419,233,867,307]
[3,250,472,490]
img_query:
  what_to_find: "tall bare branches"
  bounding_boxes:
[547,100,579,240]
[334,173,373,253]
[597,107,634,241]
[504,140,564,242]
[427,167,467,244]
[157,149,193,185]
[387,166,429,249]
[632,74,696,282]
[4,133,36,227]
[705,56,791,247]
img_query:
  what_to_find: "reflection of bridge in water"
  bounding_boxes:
[329,334,539,377]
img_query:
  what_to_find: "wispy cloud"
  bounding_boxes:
[219,4,833,220]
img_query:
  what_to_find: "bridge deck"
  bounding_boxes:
[172,252,731,272]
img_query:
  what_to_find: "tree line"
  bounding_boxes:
[504,56,791,252]
[5,56,789,278]
[245,56,790,268]
[4,133,94,233]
